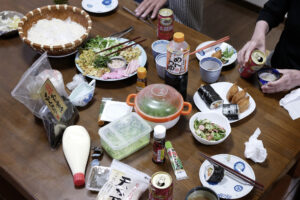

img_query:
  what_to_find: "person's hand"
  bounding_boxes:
[135,0,167,19]
[237,20,268,67]
[261,69,300,93]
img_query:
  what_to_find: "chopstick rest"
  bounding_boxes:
[244,128,267,163]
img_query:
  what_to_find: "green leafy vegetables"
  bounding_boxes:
[221,47,235,64]
[139,98,177,117]
[194,119,226,141]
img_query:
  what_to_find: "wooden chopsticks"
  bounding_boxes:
[199,152,264,191]
[95,36,141,54]
[189,36,230,55]
[104,38,147,57]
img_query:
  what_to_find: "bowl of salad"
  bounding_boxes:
[189,112,231,145]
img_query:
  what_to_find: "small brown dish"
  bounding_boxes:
[18,5,92,56]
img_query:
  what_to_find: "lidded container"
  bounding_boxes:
[126,84,192,129]
[98,112,152,160]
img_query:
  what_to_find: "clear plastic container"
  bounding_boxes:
[98,112,152,160]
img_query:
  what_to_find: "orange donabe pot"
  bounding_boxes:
[126,84,192,128]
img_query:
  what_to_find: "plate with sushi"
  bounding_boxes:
[195,41,237,67]
[193,82,256,123]
[199,154,255,199]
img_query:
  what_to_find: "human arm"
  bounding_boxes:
[135,0,167,19]
[261,69,300,93]
[237,20,268,67]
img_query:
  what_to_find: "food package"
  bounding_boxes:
[11,53,68,118]
[97,159,150,200]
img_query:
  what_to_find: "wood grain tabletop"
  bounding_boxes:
[0,0,299,200]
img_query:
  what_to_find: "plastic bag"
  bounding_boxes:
[11,53,68,118]
[69,79,95,107]
[97,159,150,200]
[66,74,87,91]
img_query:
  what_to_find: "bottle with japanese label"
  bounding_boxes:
[165,32,190,100]
[152,125,166,164]
[136,67,147,92]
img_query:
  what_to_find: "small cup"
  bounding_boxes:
[155,53,167,79]
[185,186,219,200]
[199,57,222,83]
[151,40,169,58]
[257,68,280,86]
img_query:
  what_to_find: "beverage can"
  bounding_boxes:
[157,9,174,40]
[149,171,173,200]
[239,49,266,78]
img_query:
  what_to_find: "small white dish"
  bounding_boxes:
[199,154,255,199]
[189,112,231,145]
[101,100,133,122]
[151,40,169,58]
[193,82,256,123]
[81,0,118,14]
[195,41,237,67]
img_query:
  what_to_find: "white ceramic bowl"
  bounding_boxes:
[146,116,180,130]
[155,53,167,79]
[151,40,169,58]
[189,112,231,145]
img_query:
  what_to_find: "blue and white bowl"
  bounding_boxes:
[151,40,169,58]
[257,68,280,86]
[155,53,167,79]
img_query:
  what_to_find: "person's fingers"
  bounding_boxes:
[135,1,150,16]
[141,3,155,18]
[151,4,161,19]
[237,43,249,66]
[244,41,257,65]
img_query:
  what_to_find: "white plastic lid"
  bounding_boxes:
[154,125,166,139]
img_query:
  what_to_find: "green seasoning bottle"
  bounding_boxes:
[165,141,188,180]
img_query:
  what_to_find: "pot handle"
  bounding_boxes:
[126,94,136,106]
[181,102,192,115]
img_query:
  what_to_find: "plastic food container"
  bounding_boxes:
[98,112,152,160]
[126,84,192,129]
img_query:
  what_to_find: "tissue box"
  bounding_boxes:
[98,113,152,160]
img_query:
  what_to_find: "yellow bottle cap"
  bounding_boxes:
[173,32,184,42]
[137,67,147,79]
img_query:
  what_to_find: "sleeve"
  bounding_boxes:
[257,0,290,29]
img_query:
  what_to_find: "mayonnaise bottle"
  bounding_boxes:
[62,125,90,187]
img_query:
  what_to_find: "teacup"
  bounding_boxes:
[199,57,222,83]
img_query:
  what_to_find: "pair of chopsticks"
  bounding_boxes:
[199,152,264,191]
[189,36,230,55]
[122,6,155,29]
[96,37,146,57]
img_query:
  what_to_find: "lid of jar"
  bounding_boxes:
[154,125,166,139]
[137,67,147,79]
[173,32,184,42]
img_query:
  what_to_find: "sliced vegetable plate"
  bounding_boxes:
[199,154,255,199]
[75,37,147,81]
[195,41,237,67]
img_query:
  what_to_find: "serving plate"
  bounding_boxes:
[193,82,256,123]
[195,41,237,67]
[75,37,147,81]
[0,11,23,37]
[82,0,118,14]
[199,154,255,199]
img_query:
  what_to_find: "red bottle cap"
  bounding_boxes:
[73,173,85,187]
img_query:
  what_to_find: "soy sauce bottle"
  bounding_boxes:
[165,32,190,100]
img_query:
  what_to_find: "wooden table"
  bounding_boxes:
[0,0,299,199]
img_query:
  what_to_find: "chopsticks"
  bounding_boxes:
[95,36,141,54]
[199,152,264,191]
[104,38,147,57]
[189,36,230,55]
[122,6,155,29]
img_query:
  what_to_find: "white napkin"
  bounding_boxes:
[66,74,87,91]
[244,128,267,163]
[101,101,133,122]
[279,88,300,120]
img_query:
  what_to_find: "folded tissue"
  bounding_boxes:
[279,88,300,120]
[244,128,267,163]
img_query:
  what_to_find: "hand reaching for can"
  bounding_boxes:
[135,0,167,19]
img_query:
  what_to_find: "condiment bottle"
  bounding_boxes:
[62,125,90,187]
[165,32,190,100]
[152,125,166,164]
[136,67,147,92]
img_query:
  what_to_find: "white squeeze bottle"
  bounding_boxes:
[62,125,90,187]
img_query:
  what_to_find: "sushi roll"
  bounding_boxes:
[205,164,224,184]
[198,85,223,109]
[222,104,239,120]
